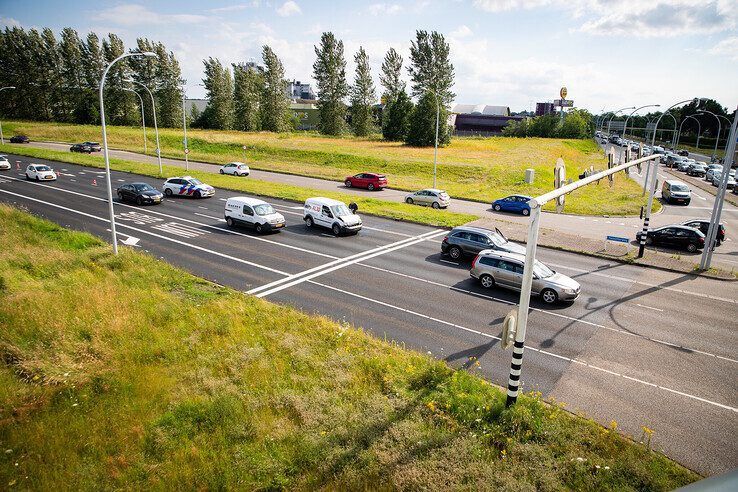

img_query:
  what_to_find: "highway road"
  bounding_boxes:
[0,153,736,476]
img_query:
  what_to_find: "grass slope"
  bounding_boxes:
[0,144,476,228]
[5,120,655,215]
[0,205,698,490]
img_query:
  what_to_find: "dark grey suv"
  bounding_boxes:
[440,226,525,260]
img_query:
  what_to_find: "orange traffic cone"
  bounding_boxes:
[92,178,97,186]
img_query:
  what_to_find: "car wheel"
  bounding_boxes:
[332,223,341,236]
[479,274,495,289]
[687,243,697,253]
[541,289,558,305]
[448,246,462,260]
[164,188,173,196]
[522,208,530,216]
[226,217,234,227]
[432,201,440,209]
[368,183,375,191]
[35,175,40,182]
[219,169,224,174]
[194,190,201,199]
[345,180,352,188]
[305,216,314,228]
[256,223,264,234]
[493,204,501,211]
[406,197,414,204]
[25,173,30,181]
[136,196,143,206]
[117,192,124,201]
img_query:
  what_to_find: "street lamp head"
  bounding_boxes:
[142,51,157,58]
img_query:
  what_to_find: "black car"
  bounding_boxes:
[686,164,706,177]
[70,143,92,153]
[677,149,689,156]
[636,225,705,253]
[82,141,101,152]
[10,135,29,143]
[441,225,526,260]
[682,220,726,245]
[116,182,163,205]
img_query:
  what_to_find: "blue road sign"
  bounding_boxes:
[606,235,630,243]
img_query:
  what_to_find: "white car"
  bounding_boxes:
[162,176,215,198]
[219,162,250,176]
[405,189,451,209]
[0,155,10,170]
[25,164,57,181]
[303,197,362,236]
[224,196,285,233]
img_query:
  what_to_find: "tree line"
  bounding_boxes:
[503,109,595,139]
[0,26,184,128]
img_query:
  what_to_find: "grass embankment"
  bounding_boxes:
[0,144,476,228]
[0,205,698,489]
[6,120,653,215]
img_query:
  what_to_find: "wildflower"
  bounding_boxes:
[604,466,610,470]
[609,420,618,431]
[576,457,586,462]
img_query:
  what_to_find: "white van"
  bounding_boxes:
[303,197,362,236]
[224,196,285,233]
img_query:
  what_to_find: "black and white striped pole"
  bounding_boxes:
[504,152,659,407]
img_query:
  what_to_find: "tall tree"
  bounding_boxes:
[102,33,134,125]
[233,62,263,131]
[349,47,376,137]
[154,43,184,128]
[77,32,105,123]
[313,32,348,135]
[128,38,157,125]
[379,47,404,102]
[406,30,455,146]
[382,89,413,141]
[200,57,234,129]
[260,46,290,132]
[58,28,84,122]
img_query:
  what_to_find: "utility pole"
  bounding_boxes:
[698,110,721,161]
[124,88,147,154]
[700,107,737,270]
[127,79,162,175]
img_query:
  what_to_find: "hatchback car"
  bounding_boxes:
[219,162,250,176]
[711,171,736,189]
[70,143,93,153]
[492,195,532,216]
[441,226,525,260]
[117,182,163,205]
[405,188,450,209]
[686,163,706,177]
[162,176,215,198]
[682,219,725,245]
[636,225,705,252]
[344,172,387,191]
[470,250,580,304]
[10,135,29,143]
[705,165,722,181]
[25,164,56,181]
[0,155,10,170]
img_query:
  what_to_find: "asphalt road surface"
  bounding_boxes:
[1,154,736,476]
[18,140,738,270]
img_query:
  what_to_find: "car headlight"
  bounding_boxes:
[563,288,578,295]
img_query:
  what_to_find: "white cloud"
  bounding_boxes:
[93,4,208,27]
[450,25,473,38]
[276,1,302,17]
[472,0,553,12]
[368,3,403,15]
[0,17,20,28]
[208,4,252,13]
[707,36,738,60]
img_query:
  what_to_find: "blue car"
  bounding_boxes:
[492,195,532,216]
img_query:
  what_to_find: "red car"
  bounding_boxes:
[344,172,388,191]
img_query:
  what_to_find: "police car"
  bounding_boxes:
[0,155,10,170]
[162,176,215,198]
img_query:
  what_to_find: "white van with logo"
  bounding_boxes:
[224,196,285,233]
[303,197,362,236]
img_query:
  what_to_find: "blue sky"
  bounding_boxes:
[2,0,737,113]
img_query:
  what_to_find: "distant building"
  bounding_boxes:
[451,104,523,136]
[290,101,319,130]
[535,102,556,116]
[286,80,316,101]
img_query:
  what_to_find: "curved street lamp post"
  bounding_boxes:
[123,88,147,154]
[126,79,162,175]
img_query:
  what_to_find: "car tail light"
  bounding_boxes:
[700,237,705,244]
[442,236,448,243]
[472,254,480,269]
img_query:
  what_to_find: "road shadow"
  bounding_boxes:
[444,338,500,369]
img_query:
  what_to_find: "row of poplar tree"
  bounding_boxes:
[0,26,184,128]
[194,30,455,147]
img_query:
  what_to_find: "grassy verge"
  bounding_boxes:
[6,120,653,215]
[0,144,477,228]
[0,205,698,489]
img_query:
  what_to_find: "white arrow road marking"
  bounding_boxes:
[120,236,140,246]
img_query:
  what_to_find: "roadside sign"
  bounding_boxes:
[560,87,567,99]
[501,309,517,350]
[184,148,189,154]
[554,158,566,213]
[554,99,574,108]
[606,235,630,244]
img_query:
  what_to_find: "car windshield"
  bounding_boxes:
[133,184,154,192]
[188,179,203,185]
[331,204,351,217]
[487,231,507,247]
[254,204,275,216]
[672,184,689,192]
[36,166,51,171]
[533,261,555,279]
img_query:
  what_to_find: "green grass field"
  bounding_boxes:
[0,144,477,228]
[4,120,656,215]
[0,205,699,489]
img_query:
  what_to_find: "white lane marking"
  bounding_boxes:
[320,233,334,237]
[194,212,223,221]
[636,303,664,312]
[0,188,289,277]
[546,262,738,305]
[198,206,208,210]
[117,179,125,182]
[248,230,444,297]
[152,222,210,239]
[440,259,459,265]
[308,280,738,413]
[116,211,164,225]
[270,205,419,238]
[692,193,707,201]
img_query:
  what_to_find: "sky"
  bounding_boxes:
[1,0,737,113]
